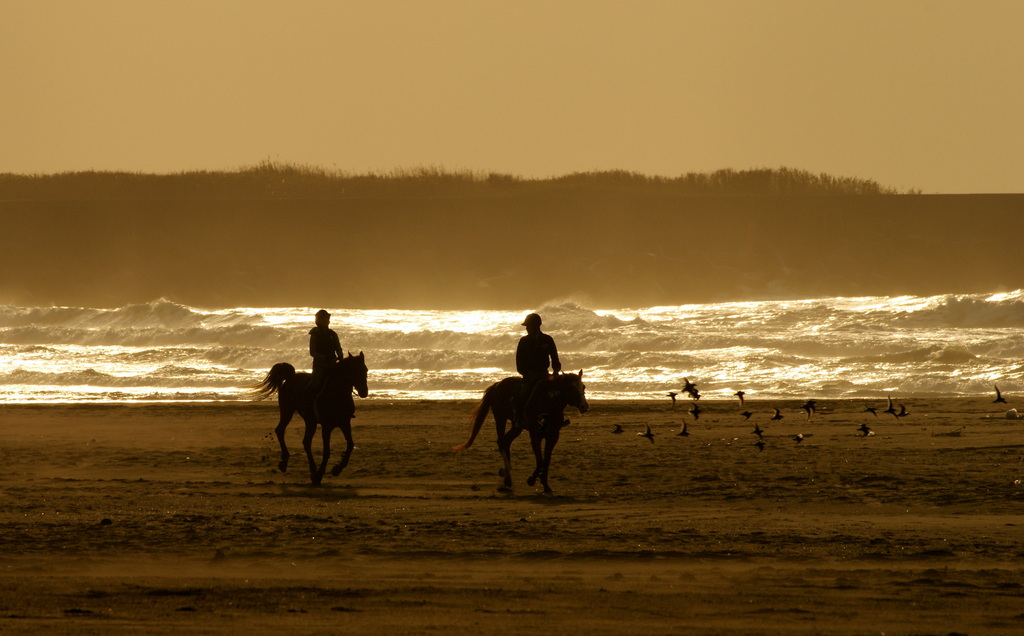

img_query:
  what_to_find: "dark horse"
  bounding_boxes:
[453,371,588,493]
[253,352,368,485]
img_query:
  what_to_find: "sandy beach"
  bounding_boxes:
[1,397,1022,634]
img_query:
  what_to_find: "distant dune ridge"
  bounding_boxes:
[1,165,1021,309]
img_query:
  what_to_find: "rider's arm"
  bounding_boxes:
[331,330,343,360]
[549,336,562,374]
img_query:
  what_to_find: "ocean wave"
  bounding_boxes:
[2,291,1023,402]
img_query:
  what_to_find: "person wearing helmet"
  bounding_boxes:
[515,312,561,430]
[307,309,344,412]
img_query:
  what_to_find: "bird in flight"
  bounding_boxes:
[751,423,764,439]
[677,421,690,437]
[754,440,766,452]
[771,408,784,421]
[667,391,678,408]
[896,404,910,418]
[793,433,804,444]
[883,395,898,418]
[740,410,753,421]
[688,402,702,421]
[611,424,624,434]
[863,405,877,417]
[994,385,1008,404]
[638,424,655,443]
[682,377,700,400]
[858,422,875,437]
[734,390,746,406]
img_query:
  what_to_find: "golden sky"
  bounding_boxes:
[2,0,1021,193]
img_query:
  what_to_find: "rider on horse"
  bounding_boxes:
[307,309,344,412]
[515,312,561,431]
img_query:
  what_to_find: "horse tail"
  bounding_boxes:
[452,382,499,453]
[252,362,296,400]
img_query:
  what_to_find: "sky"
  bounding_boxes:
[1,0,1021,193]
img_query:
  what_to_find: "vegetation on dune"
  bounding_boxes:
[0,162,914,200]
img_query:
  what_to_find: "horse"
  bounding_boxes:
[253,352,368,485]
[453,371,588,494]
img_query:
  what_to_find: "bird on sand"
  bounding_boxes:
[751,423,764,439]
[863,406,878,417]
[638,424,655,443]
[734,390,746,406]
[896,404,910,418]
[754,440,766,452]
[883,395,898,418]
[688,402,702,421]
[793,433,804,444]
[611,424,624,434]
[994,385,1008,404]
[771,408,784,421]
[858,422,875,437]
[677,421,690,437]
[740,410,753,421]
[667,391,678,408]
[800,400,817,421]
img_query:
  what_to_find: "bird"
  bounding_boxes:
[883,395,898,418]
[858,423,875,437]
[688,402,702,421]
[638,424,655,443]
[793,433,804,444]
[994,385,1007,404]
[734,390,746,406]
[754,440,766,452]
[863,405,878,417]
[667,391,678,408]
[751,423,764,439]
[800,400,817,421]
[682,377,700,400]
[677,421,690,437]
[740,410,753,421]
[896,404,910,418]
[771,408,784,421]
[611,424,624,434]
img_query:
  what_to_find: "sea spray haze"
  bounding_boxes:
[0,291,1021,403]
[3,168,1022,310]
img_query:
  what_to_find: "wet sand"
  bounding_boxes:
[1,398,1022,634]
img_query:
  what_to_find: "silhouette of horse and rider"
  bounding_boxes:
[455,313,589,493]
[257,310,587,493]
[255,310,368,486]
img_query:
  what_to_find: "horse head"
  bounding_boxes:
[340,351,369,398]
[559,370,588,414]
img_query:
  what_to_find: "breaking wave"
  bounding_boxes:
[1,291,1022,402]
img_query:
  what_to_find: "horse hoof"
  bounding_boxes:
[278,462,288,473]
[331,465,344,477]
[543,487,553,495]
[498,468,506,477]
[526,475,537,486]
[497,485,513,493]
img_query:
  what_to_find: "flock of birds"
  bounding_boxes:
[613,378,1012,452]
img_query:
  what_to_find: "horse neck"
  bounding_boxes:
[552,378,580,408]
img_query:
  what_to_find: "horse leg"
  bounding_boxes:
[526,431,544,489]
[330,419,354,476]
[300,417,321,485]
[538,428,561,494]
[274,408,294,473]
[314,423,333,485]
[497,415,521,491]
